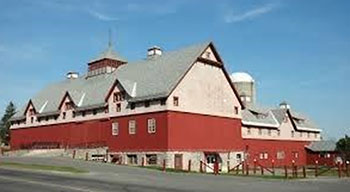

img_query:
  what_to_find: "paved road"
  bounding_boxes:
[0,157,349,192]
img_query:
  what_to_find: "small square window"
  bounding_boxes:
[129,120,136,134]
[147,118,156,133]
[160,99,166,106]
[145,101,150,108]
[116,103,121,112]
[234,106,239,115]
[173,97,179,106]
[130,103,135,110]
[112,122,119,136]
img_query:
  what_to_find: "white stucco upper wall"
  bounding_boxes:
[168,61,241,119]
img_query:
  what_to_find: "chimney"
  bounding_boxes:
[279,101,290,109]
[147,46,162,58]
[66,71,79,79]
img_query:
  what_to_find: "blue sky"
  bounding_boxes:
[0,0,349,139]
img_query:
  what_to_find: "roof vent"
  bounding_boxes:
[147,46,162,58]
[279,101,290,109]
[66,71,79,79]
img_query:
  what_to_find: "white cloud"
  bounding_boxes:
[224,4,276,23]
[87,9,119,21]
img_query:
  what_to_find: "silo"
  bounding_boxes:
[230,72,256,104]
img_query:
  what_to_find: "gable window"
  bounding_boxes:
[130,103,135,110]
[82,111,86,117]
[144,101,150,108]
[92,110,97,115]
[128,120,136,134]
[173,97,179,106]
[291,130,295,137]
[277,130,281,136]
[116,103,121,112]
[205,51,211,59]
[147,118,156,133]
[29,108,35,116]
[72,111,76,118]
[62,112,66,120]
[234,106,239,115]
[30,117,34,123]
[112,122,119,136]
[65,102,73,110]
[113,92,125,102]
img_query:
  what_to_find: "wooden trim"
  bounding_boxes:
[197,57,223,67]
[23,99,36,115]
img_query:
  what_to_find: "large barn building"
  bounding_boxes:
[9,41,334,171]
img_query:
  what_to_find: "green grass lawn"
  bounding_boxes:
[0,162,88,174]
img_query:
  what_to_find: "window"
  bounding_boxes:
[277,130,281,136]
[277,151,285,159]
[93,110,97,115]
[65,102,73,110]
[112,122,119,136]
[116,103,121,112]
[29,108,35,116]
[258,128,262,135]
[62,112,66,120]
[234,106,239,115]
[144,101,150,108]
[307,132,310,138]
[291,130,295,137]
[259,152,268,160]
[129,120,136,134]
[205,51,211,58]
[82,111,86,117]
[268,129,271,136]
[292,151,299,159]
[30,117,34,123]
[147,118,156,133]
[247,128,251,135]
[105,107,109,113]
[72,111,76,118]
[113,92,125,102]
[299,132,303,137]
[160,99,166,106]
[314,133,317,138]
[146,154,157,165]
[130,103,135,110]
[173,96,179,106]
[127,155,138,164]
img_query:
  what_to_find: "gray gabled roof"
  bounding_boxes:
[242,104,279,128]
[12,41,212,119]
[306,140,337,152]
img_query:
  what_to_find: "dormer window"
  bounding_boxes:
[113,92,124,102]
[29,109,35,116]
[65,102,73,110]
[173,97,179,106]
[62,112,66,119]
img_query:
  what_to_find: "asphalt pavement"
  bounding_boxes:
[0,156,349,192]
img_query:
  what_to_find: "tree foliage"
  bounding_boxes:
[336,135,350,162]
[0,102,16,145]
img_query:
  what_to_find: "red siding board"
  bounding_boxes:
[167,111,243,151]
[244,139,311,167]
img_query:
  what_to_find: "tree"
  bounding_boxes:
[336,135,350,162]
[0,102,16,146]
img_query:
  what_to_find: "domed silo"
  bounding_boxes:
[230,72,256,104]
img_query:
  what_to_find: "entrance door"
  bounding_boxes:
[206,154,217,173]
[174,154,183,170]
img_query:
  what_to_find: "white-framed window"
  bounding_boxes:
[147,118,156,133]
[259,152,268,160]
[128,120,136,134]
[277,151,285,160]
[112,122,119,136]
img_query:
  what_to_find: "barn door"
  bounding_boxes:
[174,154,183,170]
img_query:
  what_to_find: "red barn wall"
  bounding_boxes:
[167,111,244,151]
[244,139,311,167]
[306,151,337,166]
